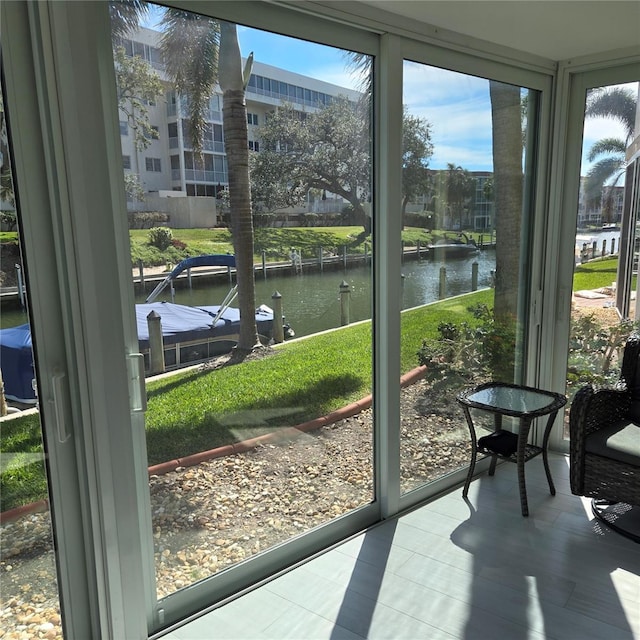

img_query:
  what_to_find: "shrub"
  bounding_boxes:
[566,314,639,391]
[0,210,17,231]
[128,211,170,229]
[148,226,173,250]
[417,304,516,383]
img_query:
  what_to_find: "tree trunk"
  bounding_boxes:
[490,81,523,381]
[219,22,260,352]
[490,81,522,323]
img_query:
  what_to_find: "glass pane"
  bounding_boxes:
[565,81,639,438]
[112,2,373,603]
[400,61,539,494]
[0,82,64,637]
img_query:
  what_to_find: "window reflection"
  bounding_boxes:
[400,61,538,494]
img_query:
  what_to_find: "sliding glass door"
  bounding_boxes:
[1,1,556,635]
[111,3,377,617]
[397,45,547,500]
[557,69,639,443]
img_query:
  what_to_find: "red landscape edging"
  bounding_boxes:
[1,366,428,523]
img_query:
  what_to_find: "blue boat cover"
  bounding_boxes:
[0,302,274,402]
[0,324,36,403]
[136,302,273,348]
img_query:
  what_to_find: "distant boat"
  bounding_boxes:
[428,233,479,259]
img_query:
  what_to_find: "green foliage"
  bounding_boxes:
[566,313,639,391]
[402,108,434,213]
[254,98,372,222]
[130,241,191,268]
[123,173,145,203]
[0,210,17,231]
[128,211,170,229]
[0,412,48,512]
[147,226,173,250]
[113,46,164,150]
[417,303,515,383]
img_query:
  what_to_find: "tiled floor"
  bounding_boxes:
[161,454,640,639]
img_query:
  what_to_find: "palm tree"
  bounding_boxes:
[584,86,637,213]
[489,81,523,380]
[110,2,260,352]
[445,163,476,231]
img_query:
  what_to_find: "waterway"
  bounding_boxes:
[1,251,497,336]
[135,250,496,338]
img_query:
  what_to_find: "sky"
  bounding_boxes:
[142,5,636,175]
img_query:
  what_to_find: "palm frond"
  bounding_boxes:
[161,10,220,153]
[109,0,148,38]
[586,137,627,163]
[343,51,372,102]
[586,86,637,144]
[584,157,626,200]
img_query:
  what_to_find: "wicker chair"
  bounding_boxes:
[569,334,640,541]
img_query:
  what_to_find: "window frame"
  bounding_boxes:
[3,0,571,635]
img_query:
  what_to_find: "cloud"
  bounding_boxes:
[403,62,494,170]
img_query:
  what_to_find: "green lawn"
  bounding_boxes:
[128,226,476,267]
[0,239,625,512]
[572,256,633,291]
[0,288,490,512]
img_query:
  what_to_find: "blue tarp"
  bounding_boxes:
[0,323,36,403]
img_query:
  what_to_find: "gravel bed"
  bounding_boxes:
[0,377,474,638]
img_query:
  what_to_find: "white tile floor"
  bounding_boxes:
[161,454,640,639]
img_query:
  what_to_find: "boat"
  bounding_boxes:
[138,254,285,370]
[0,323,36,404]
[0,256,289,400]
[428,233,479,259]
[136,301,275,371]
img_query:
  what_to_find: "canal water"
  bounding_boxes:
[1,251,496,336]
[135,250,497,339]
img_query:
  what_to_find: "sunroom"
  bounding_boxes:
[0,1,639,638]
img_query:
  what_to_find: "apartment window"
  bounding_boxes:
[119,120,128,136]
[122,155,131,170]
[248,140,260,152]
[247,113,258,126]
[145,157,161,172]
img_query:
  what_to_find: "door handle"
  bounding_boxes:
[127,353,147,413]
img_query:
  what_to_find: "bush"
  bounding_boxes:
[148,226,173,250]
[566,314,639,392]
[0,210,17,231]
[417,304,516,383]
[128,211,170,229]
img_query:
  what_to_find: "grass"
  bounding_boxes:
[0,237,620,512]
[129,226,370,267]
[572,256,635,291]
[0,288,490,512]
[127,226,477,267]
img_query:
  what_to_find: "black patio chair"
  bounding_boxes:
[569,333,640,541]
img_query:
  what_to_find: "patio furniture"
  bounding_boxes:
[457,382,567,517]
[569,334,640,542]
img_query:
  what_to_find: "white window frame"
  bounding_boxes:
[9,0,618,634]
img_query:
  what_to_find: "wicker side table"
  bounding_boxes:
[457,382,567,516]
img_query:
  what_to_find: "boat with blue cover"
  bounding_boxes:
[0,256,283,403]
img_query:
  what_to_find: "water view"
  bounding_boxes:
[135,250,496,339]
